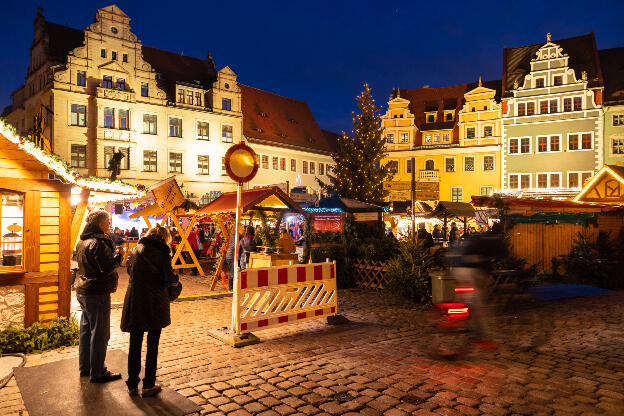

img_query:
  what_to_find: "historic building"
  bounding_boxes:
[2,6,337,203]
[599,47,624,167]
[381,80,501,203]
[501,33,604,191]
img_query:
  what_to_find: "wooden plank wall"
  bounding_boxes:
[510,212,624,272]
[37,191,61,321]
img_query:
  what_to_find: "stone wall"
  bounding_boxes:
[0,285,25,329]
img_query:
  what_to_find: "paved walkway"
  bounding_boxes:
[1,289,623,415]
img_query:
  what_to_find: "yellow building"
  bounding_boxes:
[382,81,502,203]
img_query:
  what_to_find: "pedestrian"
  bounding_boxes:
[449,222,459,246]
[432,224,443,242]
[121,224,179,397]
[277,228,296,254]
[225,226,240,291]
[187,226,200,275]
[417,223,434,250]
[129,227,139,239]
[238,226,257,270]
[75,210,122,383]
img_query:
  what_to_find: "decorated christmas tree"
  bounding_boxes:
[318,84,392,203]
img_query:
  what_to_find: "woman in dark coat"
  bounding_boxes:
[121,224,179,397]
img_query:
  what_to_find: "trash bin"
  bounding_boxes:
[430,269,456,304]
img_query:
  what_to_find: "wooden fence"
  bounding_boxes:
[352,258,389,289]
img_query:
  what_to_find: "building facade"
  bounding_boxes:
[501,33,604,191]
[2,6,337,203]
[599,47,624,167]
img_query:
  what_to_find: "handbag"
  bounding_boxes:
[168,281,182,302]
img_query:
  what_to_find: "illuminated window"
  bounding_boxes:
[520,138,530,153]
[434,133,440,143]
[195,92,202,107]
[169,118,182,137]
[387,160,398,174]
[262,155,269,169]
[71,104,86,126]
[143,150,157,172]
[442,133,450,142]
[386,134,394,143]
[480,186,493,196]
[564,98,572,112]
[319,163,324,175]
[484,126,493,137]
[178,89,185,103]
[518,103,526,116]
[568,134,579,150]
[483,156,494,171]
[118,109,129,130]
[424,134,432,143]
[540,101,549,114]
[104,146,129,170]
[554,76,563,86]
[104,108,114,128]
[71,144,87,168]
[451,187,463,202]
[550,136,560,152]
[400,133,409,143]
[222,157,227,175]
[222,98,231,111]
[272,157,279,170]
[197,155,210,175]
[197,121,209,140]
[535,78,545,88]
[310,162,316,174]
[280,157,286,171]
[221,125,233,142]
[527,102,535,115]
[290,159,296,172]
[574,97,582,111]
[303,161,308,174]
[143,114,157,135]
[0,191,24,269]
[550,100,558,113]
[141,83,148,97]
[581,133,592,149]
[537,136,547,152]
[169,152,182,173]
[445,157,455,173]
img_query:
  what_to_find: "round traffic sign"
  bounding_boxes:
[224,142,259,183]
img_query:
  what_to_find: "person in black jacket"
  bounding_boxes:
[238,226,257,270]
[417,223,434,250]
[75,210,122,383]
[121,224,179,397]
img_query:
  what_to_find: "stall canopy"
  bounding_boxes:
[311,196,384,213]
[197,186,304,215]
[426,201,475,219]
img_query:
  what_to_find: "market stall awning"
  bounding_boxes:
[426,201,475,219]
[196,186,304,215]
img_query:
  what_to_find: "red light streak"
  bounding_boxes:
[454,287,475,293]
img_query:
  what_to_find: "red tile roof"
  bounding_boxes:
[395,80,501,146]
[240,84,339,154]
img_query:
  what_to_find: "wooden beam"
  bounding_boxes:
[24,190,41,272]
[58,190,71,318]
[70,188,90,251]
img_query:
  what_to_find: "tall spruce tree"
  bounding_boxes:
[318,84,391,203]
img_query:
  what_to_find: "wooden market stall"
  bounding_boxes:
[196,186,304,286]
[426,201,476,240]
[0,122,141,328]
[306,196,384,232]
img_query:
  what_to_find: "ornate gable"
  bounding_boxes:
[98,60,129,74]
[574,165,624,204]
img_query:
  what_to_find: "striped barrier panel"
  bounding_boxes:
[236,261,337,333]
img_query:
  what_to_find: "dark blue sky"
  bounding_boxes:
[1,1,623,134]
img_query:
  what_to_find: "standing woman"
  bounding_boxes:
[121,224,179,397]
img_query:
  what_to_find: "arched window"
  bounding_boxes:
[425,160,435,170]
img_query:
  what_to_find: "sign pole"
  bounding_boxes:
[231,182,242,335]
[411,157,416,234]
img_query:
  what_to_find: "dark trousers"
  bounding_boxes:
[127,329,162,389]
[226,259,234,290]
[77,293,111,379]
[192,249,201,275]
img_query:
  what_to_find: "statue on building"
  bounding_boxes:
[547,32,552,42]
[108,149,125,181]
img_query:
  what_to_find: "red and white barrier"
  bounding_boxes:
[235,261,337,333]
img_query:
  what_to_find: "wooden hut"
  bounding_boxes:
[0,122,141,328]
[306,196,384,232]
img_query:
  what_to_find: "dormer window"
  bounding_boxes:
[258,112,267,117]
[111,51,117,61]
[222,98,231,111]
[445,112,453,121]
[426,114,435,123]
[288,119,296,124]
[535,78,545,88]
[178,89,185,103]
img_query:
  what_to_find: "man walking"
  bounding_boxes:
[75,210,122,383]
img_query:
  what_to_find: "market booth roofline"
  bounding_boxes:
[196,186,304,215]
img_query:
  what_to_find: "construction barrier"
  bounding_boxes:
[236,260,337,333]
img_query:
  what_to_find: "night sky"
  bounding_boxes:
[1,0,622,134]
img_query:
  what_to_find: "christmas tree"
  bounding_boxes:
[318,84,392,203]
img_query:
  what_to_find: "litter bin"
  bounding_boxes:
[430,269,456,304]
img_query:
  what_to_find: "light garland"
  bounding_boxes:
[0,118,145,196]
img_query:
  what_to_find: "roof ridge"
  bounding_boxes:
[239,83,309,105]
[141,44,208,63]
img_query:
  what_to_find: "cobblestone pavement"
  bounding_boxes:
[1,289,623,415]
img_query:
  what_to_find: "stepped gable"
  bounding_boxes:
[240,84,337,154]
[502,33,603,97]
[599,46,624,105]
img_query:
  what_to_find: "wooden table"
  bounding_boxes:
[248,252,299,269]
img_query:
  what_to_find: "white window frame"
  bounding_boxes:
[483,124,494,137]
[567,171,594,188]
[483,155,495,171]
[442,133,450,142]
[536,134,562,153]
[385,133,394,144]
[536,172,562,188]
[466,126,476,139]
[534,77,546,88]
[566,131,594,152]
[142,148,158,173]
[451,186,463,202]
[464,155,475,172]
[168,117,182,137]
[508,173,531,190]
[386,159,399,174]
[433,133,440,143]
[610,136,624,156]
[508,137,531,155]
[168,151,183,173]
[400,132,409,143]
[221,124,233,143]
[424,134,432,144]
[197,155,210,175]
[69,102,88,127]
[196,120,210,140]
[480,186,493,196]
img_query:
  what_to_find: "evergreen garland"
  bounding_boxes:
[317,84,392,203]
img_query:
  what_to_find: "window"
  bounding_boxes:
[550,173,560,188]
[483,155,494,171]
[290,159,297,172]
[537,136,547,152]
[509,175,518,189]
[613,115,624,126]
[424,134,432,143]
[310,162,316,174]
[198,155,210,175]
[527,102,535,116]
[143,150,157,172]
[177,89,185,103]
[554,76,562,86]
[319,163,324,175]
[262,155,268,169]
[221,125,233,142]
[195,92,202,107]
[122,54,128,63]
[77,70,86,87]
[197,121,209,140]
[117,109,129,130]
[480,186,493,196]
[406,159,413,174]
[466,127,475,139]
[272,157,279,170]
[169,118,182,137]
[550,100,558,113]
[535,78,544,88]
[451,187,463,202]
[71,144,87,168]
[564,98,572,112]
[111,51,117,61]
[303,161,308,174]
[445,112,453,121]
[427,114,434,123]
[445,157,455,172]
[116,78,125,90]
[540,101,549,114]
[568,172,593,187]
[104,108,114,128]
[443,133,450,142]
[484,126,493,137]
[169,152,182,173]
[464,156,474,172]
[509,138,519,154]
[187,91,194,105]
[1,191,24,269]
[104,146,129,170]
[387,160,398,174]
[425,160,435,170]
[100,49,106,58]
[537,173,548,188]
[612,138,624,154]
[581,133,592,149]
[143,114,157,135]
[141,83,148,97]
[326,165,332,175]
[102,75,112,89]
[550,136,560,152]
[569,134,579,150]
[222,98,231,111]
[71,104,86,126]
[574,97,582,111]
[521,137,530,153]
[509,174,530,189]
[280,157,286,171]
[521,174,530,189]
[400,133,409,143]
[518,103,526,116]
[386,134,394,143]
[434,133,440,143]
